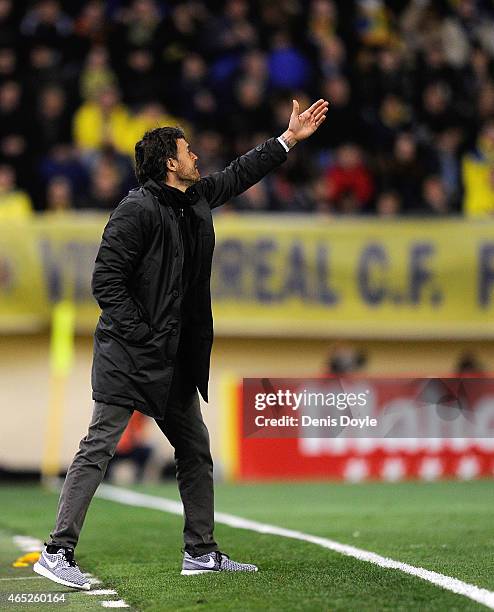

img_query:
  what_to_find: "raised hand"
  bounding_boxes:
[280,98,329,149]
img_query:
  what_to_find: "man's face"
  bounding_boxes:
[173,138,200,185]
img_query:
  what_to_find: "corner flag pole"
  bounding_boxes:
[40,300,75,485]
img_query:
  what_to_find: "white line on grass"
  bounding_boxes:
[84,573,103,585]
[13,536,44,552]
[0,577,44,581]
[96,484,494,610]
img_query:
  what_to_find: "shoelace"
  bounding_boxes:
[61,548,77,567]
[214,551,229,569]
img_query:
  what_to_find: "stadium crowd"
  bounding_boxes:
[1,0,494,217]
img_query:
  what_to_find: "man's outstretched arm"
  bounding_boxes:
[198,98,329,209]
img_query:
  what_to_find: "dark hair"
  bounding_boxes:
[134,126,185,185]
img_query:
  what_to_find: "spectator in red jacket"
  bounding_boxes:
[326,143,374,213]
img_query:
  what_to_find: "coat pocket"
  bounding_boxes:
[129,341,164,375]
[126,320,153,345]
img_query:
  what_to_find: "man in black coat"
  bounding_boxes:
[34,98,328,587]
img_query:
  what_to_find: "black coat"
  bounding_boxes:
[91,137,287,418]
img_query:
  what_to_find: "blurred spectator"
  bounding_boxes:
[79,45,117,102]
[269,172,299,212]
[205,0,257,61]
[73,0,108,50]
[0,0,19,48]
[461,46,494,102]
[109,0,163,59]
[78,159,125,210]
[376,190,401,216]
[268,31,311,90]
[326,144,374,213]
[307,0,338,49]
[240,48,268,85]
[463,120,494,217]
[440,0,494,69]
[418,175,450,215]
[257,3,300,40]
[0,80,24,143]
[120,47,161,108]
[229,78,271,136]
[0,164,33,219]
[375,45,412,102]
[33,85,71,154]
[0,46,17,82]
[319,76,362,149]
[232,181,270,212]
[433,126,464,210]
[318,36,346,80]
[417,43,460,96]
[380,132,429,212]
[24,40,79,107]
[160,2,207,85]
[419,81,458,140]
[299,175,332,213]
[20,0,73,49]
[355,0,395,48]
[368,93,412,153]
[39,144,88,195]
[192,130,226,177]
[82,143,135,193]
[476,82,494,128]
[73,84,130,155]
[45,175,73,212]
[176,53,219,129]
[0,80,30,185]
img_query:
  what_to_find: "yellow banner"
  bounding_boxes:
[1,214,494,338]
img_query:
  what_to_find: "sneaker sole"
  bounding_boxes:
[181,568,258,575]
[33,562,91,590]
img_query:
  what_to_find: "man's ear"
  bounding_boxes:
[166,158,177,173]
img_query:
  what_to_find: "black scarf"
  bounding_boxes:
[162,185,197,300]
[144,179,198,303]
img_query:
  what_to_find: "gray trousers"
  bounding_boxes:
[48,366,218,557]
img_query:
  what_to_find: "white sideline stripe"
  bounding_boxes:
[83,572,102,585]
[86,589,118,596]
[101,601,129,608]
[0,576,44,581]
[12,536,43,552]
[96,484,494,610]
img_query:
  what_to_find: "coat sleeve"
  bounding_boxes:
[92,198,152,343]
[197,137,288,209]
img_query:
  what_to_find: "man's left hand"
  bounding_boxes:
[280,98,329,148]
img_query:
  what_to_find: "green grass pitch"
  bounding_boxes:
[0,480,493,611]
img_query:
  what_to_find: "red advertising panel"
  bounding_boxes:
[237,378,494,481]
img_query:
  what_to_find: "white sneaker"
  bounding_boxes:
[181,551,258,575]
[33,546,90,590]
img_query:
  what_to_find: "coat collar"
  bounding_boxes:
[144,178,201,206]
